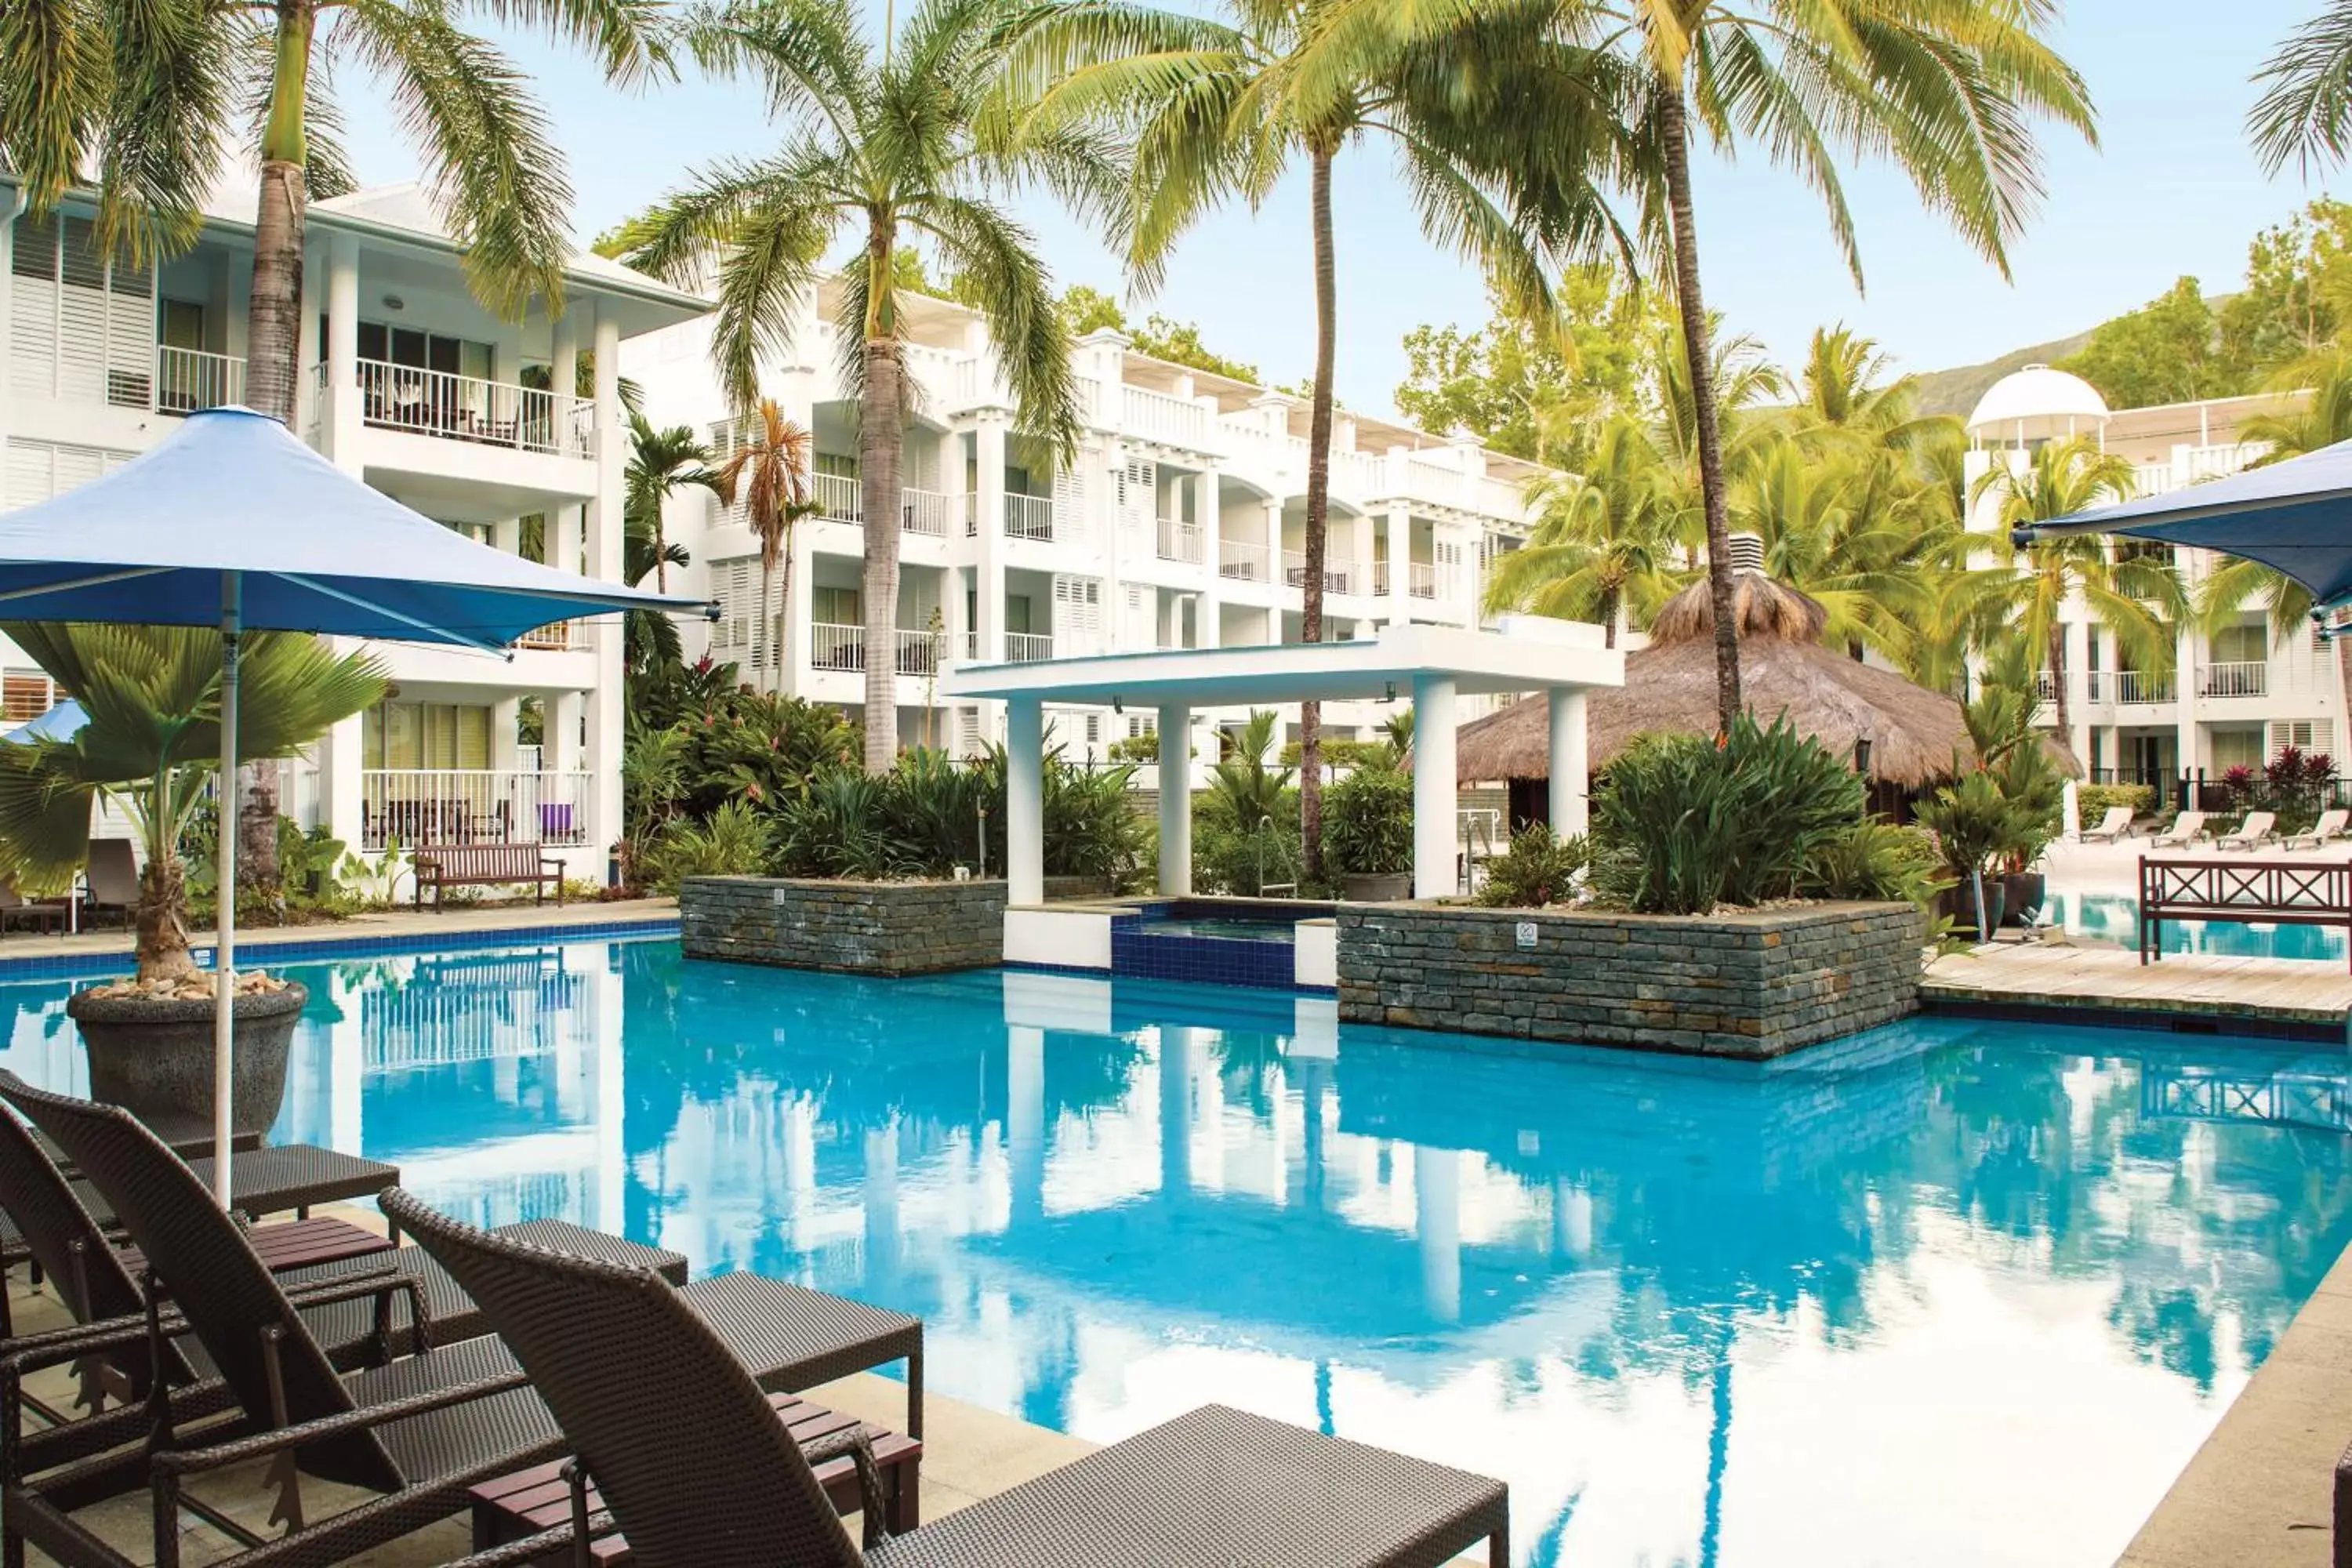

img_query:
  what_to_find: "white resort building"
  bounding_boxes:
[623,281,1550,772]
[0,176,708,877]
[1962,364,2338,800]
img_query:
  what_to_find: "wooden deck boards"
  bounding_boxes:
[1924,942,2352,1024]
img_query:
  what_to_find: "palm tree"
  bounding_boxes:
[1735,437,1946,666]
[625,414,721,595]
[6,0,662,892]
[2252,2,2352,174]
[1482,415,1686,646]
[621,0,1104,775]
[1006,0,1577,877]
[710,401,814,697]
[1971,438,2186,744]
[0,624,383,981]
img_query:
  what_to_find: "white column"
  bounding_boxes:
[2067,620,2093,771]
[549,691,585,772]
[1007,1024,1045,1225]
[1197,467,1222,641]
[491,697,521,772]
[1007,698,1044,906]
[324,234,361,470]
[1158,702,1192,895]
[552,313,579,407]
[2174,618,2198,806]
[1548,687,1589,835]
[1385,504,1411,627]
[296,241,322,437]
[586,306,626,868]
[976,419,1007,660]
[319,718,363,866]
[1412,674,1458,898]
[1414,1144,1461,1323]
[1261,499,1284,601]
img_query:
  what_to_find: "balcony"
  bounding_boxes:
[1005,632,1055,662]
[359,768,593,851]
[2202,660,2269,698]
[350,359,593,459]
[1219,539,1272,582]
[514,621,582,652]
[1002,494,1055,542]
[1156,517,1203,564]
[1283,550,1359,597]
[1121,383,1210,448]
[2091,670,2174,705]
[810,623,950,677]
[809,473,956,536]
[156,347,245,415]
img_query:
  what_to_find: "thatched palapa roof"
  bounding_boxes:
[1458,574,1980,789]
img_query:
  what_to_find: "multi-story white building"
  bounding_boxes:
[625,281,1551,769]
[0,175,708,875]
[1962,365,2339,797]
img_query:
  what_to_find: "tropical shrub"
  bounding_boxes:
[776,769,918,881]
[885,747,993,873]
[640,800,775,895]
[1045,760,1150,884]
[1586,715,1865,915]
[1914,771,2024,932]
[1193,789,1302,896]
[1475,823,1588,908]
[2074,782,2154,824]
[1801,822,1949,906]
[1323,760,1413,877]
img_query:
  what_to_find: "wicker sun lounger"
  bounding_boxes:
[1,1086,925,1568]
[387,1190,1511,1568]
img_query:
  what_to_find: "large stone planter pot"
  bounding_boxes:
[2000,871,2046,927]
[1341,872,1412,902]
[67,982,307,1131]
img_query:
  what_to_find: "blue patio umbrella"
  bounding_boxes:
[2009,437,2352,614]
[0,407,712,1200]
[5,700,87,744]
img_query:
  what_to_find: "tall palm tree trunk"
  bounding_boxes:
[759,558,775,693]
[1657,85,1743,734]
[234,1,317,895]
[1299,143,1338,883]
[2048,619,2071,748]
[777,535,796,699]
[861,339,904,774]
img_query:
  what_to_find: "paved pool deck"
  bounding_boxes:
[1924,941,2352,1036]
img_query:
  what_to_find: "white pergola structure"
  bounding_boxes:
[943,621,1624,904]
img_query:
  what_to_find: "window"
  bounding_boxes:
[9,212,155,408]
[2,673,57,724]
[815,452,859,480]
[356,322,492,380]
[812,586,861,626]
[2212,622,2267,663]
[362,702,492,770]
[5,438,135,509]
[158,299,205,352]
[2211,729,2264,771]
[2270,720,2335,757]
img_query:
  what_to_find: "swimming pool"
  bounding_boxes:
[5,937,2346,1566]
[1134,916,1300,942]
[2047,887,2350,962]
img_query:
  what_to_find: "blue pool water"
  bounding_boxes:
[1135,916,1299,942]
[5,938,2350,1566]
[2048,888,2350,962]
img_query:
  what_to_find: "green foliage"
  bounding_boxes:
[2074,783,2156,822]
[1051,285,1261,382]
[2220,200,2352,375]
[641,801,776,897]
[1915,771,2027,881]
[673,689,860,819]
[1192,789,1301,897]
[1801,822,1950,906]
[1323,760,1413,877]
[776,769,917,881]
[1279,737,1392,772]
[1056,285,1129,338]
[1044,760,1151,883]
[2056,278,2234,408]
[1475,823,1588,909]
[1109,732,1161,764]
[1209,711,1294,833]
[1585,715,1866,916]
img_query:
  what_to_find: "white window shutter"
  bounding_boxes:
[4,440,53,510]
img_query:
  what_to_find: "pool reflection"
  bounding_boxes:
[3,939,2349,1567]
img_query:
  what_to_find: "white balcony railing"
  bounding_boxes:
[1409,561,1440,599]
[903,488,955,536]
[1005,633,1055,662]
[514,621,581,652]
[360,769,593,850]
[1284,550,1359,596]
[1004,494,1054,541]
[2202,659,2269,698]
[2032,670,2060,706]
[810,623,951,677]
[353,359,592,459]
[2130,462,2177,499]
[1157,517,1203,564]
[1219,539,1272,582]
[1122,383,1209,447]
[813,470,861,521]
[2111,670,2175,705]
[157,347,244,416]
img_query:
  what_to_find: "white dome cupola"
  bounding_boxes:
[1964,364,2110,448]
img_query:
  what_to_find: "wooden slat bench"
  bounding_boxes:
[2140,856,2352,973]
[413,844,567,911]
[469,1392,921,1560]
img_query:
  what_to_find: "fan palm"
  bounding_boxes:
[1970,438,2185,742]
[1003,0,1591,877]
[0,624,383,982]
[619,0,1107,773]
[1483,415,1686,646]
[710,401,815,697]
[2252,2,2352,174]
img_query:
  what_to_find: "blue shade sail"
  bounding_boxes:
[2013,437,2352,610]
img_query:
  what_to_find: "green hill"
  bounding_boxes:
[1911,329,2097,419]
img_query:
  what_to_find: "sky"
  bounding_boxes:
[340,1,2337,422]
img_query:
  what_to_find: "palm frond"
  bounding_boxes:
[2252,1,2352,175]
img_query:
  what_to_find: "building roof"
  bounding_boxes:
[1965,364,2110,438]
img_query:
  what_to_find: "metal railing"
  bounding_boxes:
[1005,632,1054,662]
[2032,670,2060,705]
[514,621,579,652]
[1409,561,1440,599]
[810,623,950,676]
[360,769,593,849]
[1219,539,1272,582]
[1284,550,1358,596]
[813,470,861,521]
[2112,670,2175,704]
[1157,517,1203,564]
[353,359,590,458]
[157,347,243,415]
[1003,493,1054,541]
[2202,660,2269,698]
[903,488,954,536]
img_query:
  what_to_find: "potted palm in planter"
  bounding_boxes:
[1916,771,2020,942]
[1324,757,1414,902]
[0,624,383,1127]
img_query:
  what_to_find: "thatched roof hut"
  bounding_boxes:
[1458,574,1980,789]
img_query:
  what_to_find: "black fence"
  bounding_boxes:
[2085,768,2352,816]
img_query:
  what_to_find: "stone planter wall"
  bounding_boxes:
[1337,900,1925,1058]
[681,877,1007,976]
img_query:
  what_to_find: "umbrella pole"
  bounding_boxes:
[212,573,241,1208]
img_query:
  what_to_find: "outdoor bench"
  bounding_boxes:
[413,843,567,911]
[2140,855,2352,972]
